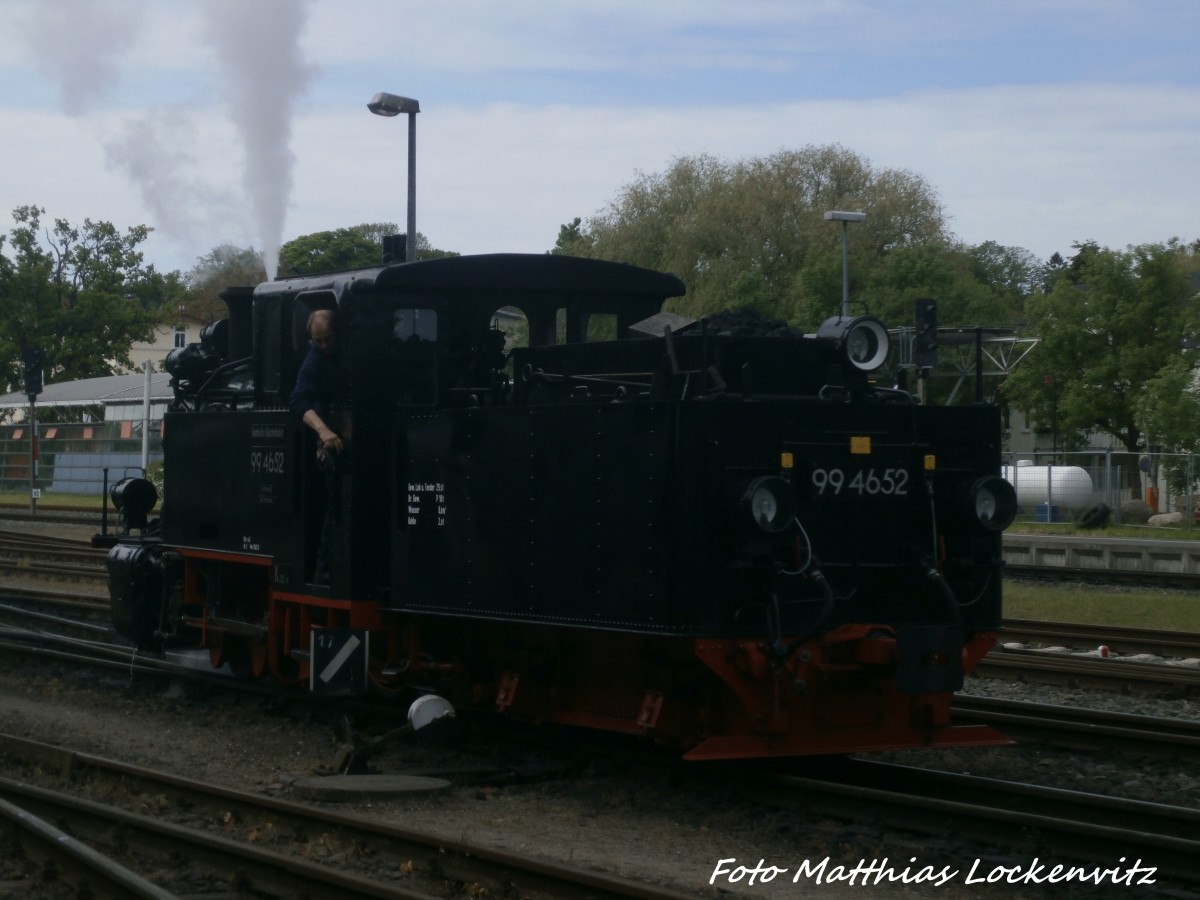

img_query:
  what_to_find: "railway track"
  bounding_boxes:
[756,759,1200,889]
[0,529,109,607]
[1000,618,1200,658]
[978,646,1200,696]
[981,618,1200,695]
[951,694,1200,756]
[0,733,693,900]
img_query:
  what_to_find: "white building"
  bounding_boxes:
[119,313,210,374]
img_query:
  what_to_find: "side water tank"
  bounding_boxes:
[1001,461,1095,510]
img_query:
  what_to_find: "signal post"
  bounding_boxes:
[23,348,43,514]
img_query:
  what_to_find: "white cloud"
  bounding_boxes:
[1,1,1195,276]
[283,83,1197,264]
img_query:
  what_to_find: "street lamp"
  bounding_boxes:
[368,92,420,263]
[823,210,866,317]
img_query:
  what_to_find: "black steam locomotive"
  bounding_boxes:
[105,253,1015,759]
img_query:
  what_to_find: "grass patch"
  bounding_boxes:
[0,492,102,509]
[1005,580,1200,632]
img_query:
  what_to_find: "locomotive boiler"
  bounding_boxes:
[105,253,1016,759]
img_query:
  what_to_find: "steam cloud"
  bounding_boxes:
[26,0,315,280]
[200,0,316,280]
[26,0,139,116]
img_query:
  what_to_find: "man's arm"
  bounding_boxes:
[302,408,343,453]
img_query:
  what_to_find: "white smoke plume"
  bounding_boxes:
[200,0,317,280]
[24,0,315,280]
[25,0,140,116]
[103,109,242,248]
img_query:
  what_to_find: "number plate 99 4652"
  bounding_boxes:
[810,466,910,497]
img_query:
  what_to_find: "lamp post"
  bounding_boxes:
[368,92,420,263]
[823,210,866,318]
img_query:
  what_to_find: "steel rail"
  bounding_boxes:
[0,734,696,900]
[952,694,1200,755]
[1001,618,1200,659]
[0,775,444,900]
[0,794,177,900]
[768,759,1200,887]
[979,646,1200,695]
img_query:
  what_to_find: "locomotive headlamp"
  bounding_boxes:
[968,476,1017,532]
[110,476,159,531]
[742,476,794,533]
[816,315,890,373]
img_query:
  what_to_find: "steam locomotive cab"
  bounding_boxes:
[106,253,1014,758]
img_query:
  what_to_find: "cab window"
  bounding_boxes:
[391,307,438,407]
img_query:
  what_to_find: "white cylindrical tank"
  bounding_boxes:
[1002,461,1095,510]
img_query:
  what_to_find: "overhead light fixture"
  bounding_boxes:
[367,93,420,116]
[368,92,421,262]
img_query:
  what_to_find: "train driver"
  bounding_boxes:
[291,309,343,456]
[291,308,341,585]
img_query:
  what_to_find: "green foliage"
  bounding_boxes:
[860,242,1020,328]
[279,227,383,275]
[1002,241,1199,454]
[966,241,1045,315]
[1138,356,1200,496]
[146,458,165,496]
[0,205,168,393]
[574,145,953,325]
[279,225,458,276]
[185,244,266,322]
[551,217,589,256]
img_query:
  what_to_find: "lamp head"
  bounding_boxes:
[823,210,866,223]
[368,92,420,117]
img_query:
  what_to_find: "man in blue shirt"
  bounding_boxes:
[290,308,341,584]
[291,309,342,455]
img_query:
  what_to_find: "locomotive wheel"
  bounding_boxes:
[211,636,267,679]
[367,666,406,699]
[272,651,303,686]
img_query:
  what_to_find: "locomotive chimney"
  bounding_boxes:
[219,285,255,361]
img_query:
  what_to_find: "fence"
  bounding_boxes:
[1004,450,1197,526]
[0,421,163,503]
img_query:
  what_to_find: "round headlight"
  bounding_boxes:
[742,476,793,533]
[843,318,889,371]
[969,476,1017,532]
[816,315,891,373]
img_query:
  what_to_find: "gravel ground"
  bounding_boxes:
[0,655,1197,899]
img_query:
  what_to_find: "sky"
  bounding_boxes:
[0,0,1196,281]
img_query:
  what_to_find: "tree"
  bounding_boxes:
[1041,251,1068,292]
[186,244,267,322]
[1001,241,1199,455]
[551,217,588,256]
[577,145,950,325]
[0,205,171,394]
[279,227,381,275]
[278,225,458,276]
[1137,355,1200,496]
[966,241,1044,316]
